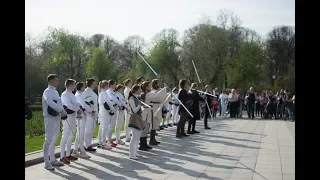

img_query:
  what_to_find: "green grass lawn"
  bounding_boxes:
[25,111,125,153]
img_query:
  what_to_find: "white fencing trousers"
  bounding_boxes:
[124,110,131,140]
[116,110,125,142]
[166,104,172,124]
[74,115,86,152]
[84,114,96,148]
[107,110,118,142]
[172,105,179,124]
[129,128,141,158]
[221,104,228,118]
[100,110,112,145]
[60,114,77,157]
[43,116,60,163]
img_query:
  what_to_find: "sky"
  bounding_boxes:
[25,0,295,42]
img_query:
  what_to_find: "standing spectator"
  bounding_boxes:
[247,87,256,119]
[228,89,238,118]
[25,100,33,120]
[214,88,221,116]
[259,92,267,118]
[244,91,249,115]
[277,90,285,119]
[235,89,240,117]
[255,92,260,117]
[284,94,295,122]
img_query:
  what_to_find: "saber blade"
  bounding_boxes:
[137,51,158,77]
[192,60,201,83]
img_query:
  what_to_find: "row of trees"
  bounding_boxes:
[25,11,295,97]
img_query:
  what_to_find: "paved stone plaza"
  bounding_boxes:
[25,118,295,180]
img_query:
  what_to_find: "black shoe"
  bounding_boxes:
[183,133,189,137]
[176,134,183,138]
[168,124,172,127]
[159,126,164,130]
[187,131,194,134]
[149,130,160,145]
[173,123,177,126]
[139,146,149,151]
[204,127,211,130]
[85,147,96,152]
[192,130,200,133]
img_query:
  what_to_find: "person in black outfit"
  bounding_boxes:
[204,85,213,129]
[187,83,205,134]
[25,100,33,120]
[247,87,256,119]
[176,79,192,138]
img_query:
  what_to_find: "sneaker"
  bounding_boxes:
[60,157,70,164]
[67,155,78,161]
[129,156,139,160]
[51,160,65,166]
[97,144,102,148]
[116,140,125,145]
[44,162,55,170]
[101,145,112,150]
[71,150,80,158]
[79,151,91,158]
[168,124,172,127]
[125,138,131,142]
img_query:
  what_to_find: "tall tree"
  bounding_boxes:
[86,48,112,81]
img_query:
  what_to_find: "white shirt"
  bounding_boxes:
[75,91,91,113]
[220,94,229,106]
[42,85,64,117]
[61,89,80,114]
[83,87,98,113]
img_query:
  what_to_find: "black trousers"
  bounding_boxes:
[187,118,197,132]
[177,111,188,135]
[255,103,260,116]
[230,102,237,117]
[204,107,211,127]
[247,103,255,118]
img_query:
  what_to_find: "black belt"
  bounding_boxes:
[150,101,160,104]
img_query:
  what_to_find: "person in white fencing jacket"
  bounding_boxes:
[124,79,133,142]
[97,80,114,150]
[72,82,92,159]
[115,84,130,145]
[82,78,98,152]
[106,80,122,147]
[60,79,80,164]
[42,74,67,170]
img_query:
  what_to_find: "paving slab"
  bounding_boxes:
[25,118,295,180]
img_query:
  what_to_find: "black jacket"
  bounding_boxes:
[178,89,192,114]
[248,93,255,104]
[188,90,205,120]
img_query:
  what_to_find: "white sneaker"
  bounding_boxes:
[71,150,80,158]
[129,156,139,160]
[125,138,131,142]
[101,145,112,150]
[79,151,91,158]
[116,140,125,145]
[51,160,64,167]
[44,162,55,170]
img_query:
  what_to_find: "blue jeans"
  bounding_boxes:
[285,108,295,121]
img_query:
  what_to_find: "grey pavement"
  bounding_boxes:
[25,117,295,180]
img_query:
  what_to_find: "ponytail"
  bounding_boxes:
[98,80,108,93]
[98,81,102,93]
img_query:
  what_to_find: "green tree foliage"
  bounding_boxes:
[86,48,111,82]
[25,11,295,97]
